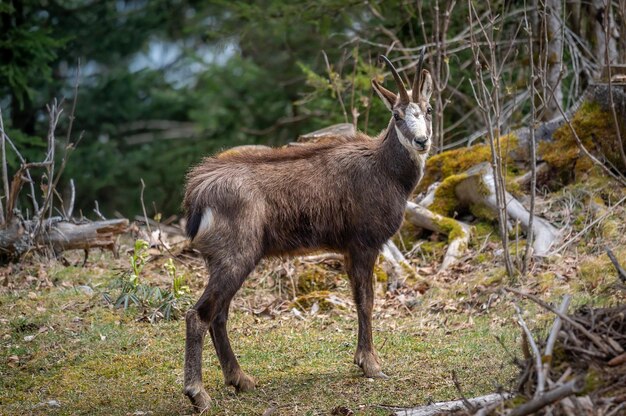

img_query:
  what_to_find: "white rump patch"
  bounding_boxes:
[198,208,214,235]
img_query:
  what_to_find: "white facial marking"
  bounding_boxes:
[197,207,214,236]
[404,103,427,138]
[394,103,430,162]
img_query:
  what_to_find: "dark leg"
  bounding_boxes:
[346,248,387,378]
[183,257,257,412]
[184,308,211,412]
[209,306,256,391]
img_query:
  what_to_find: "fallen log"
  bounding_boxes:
[392,393,510,416]
[420,162,559,257]
[381,240,415,290]
[405,201,471,270]
[0,217,128,260]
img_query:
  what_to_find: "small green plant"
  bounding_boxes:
[150,259,192,322]
[129,239,149,287]
[103,240,191,323]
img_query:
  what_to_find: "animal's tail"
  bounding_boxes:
[185,206,202,240]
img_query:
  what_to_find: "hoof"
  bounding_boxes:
[185,386,211,414]
[366,370,389,379]
[227,371,257,393]
[354,350,388,379]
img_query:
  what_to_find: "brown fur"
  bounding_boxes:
[181,56,433,412]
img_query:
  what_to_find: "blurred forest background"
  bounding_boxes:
[2,2,626,415]
[2,0,623,218]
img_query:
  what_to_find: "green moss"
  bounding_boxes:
[574,251,625,293]
[472,272,503,286]
[539,102,625,181]
[296,266,335,295]
[433,216,465,242]
[395,221,424,249]
[474,253,488,263]
[419,134,519,193]
[419,241,447,258]
[582,367,604,394]
[291,290,336,311]
[536,272,556,292]
[430,173,468,216]
[373,264,388,283]
[469,203,497,221]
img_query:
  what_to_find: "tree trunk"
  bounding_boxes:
[541,0,564,121]
[591,0,620,67]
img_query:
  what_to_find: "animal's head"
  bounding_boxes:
[372,49,433,156]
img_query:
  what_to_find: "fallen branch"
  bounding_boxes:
[542,295,571,388]
[605,246,626,283]
[381,240,414,290]
[0,218,128,259]
[391,393,510,416]
[405,201,471,270]
[454,163,559,256]
[507,379,583,416]
[514,304,545,397]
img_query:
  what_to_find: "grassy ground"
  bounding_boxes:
[1,246,624,415]
[1,179,625,415]
[0,259,521,416]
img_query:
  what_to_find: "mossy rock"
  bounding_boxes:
[539,102,625,182]
[429,173,469,216]
[433,216,466,242]
[469,203,498,222]
[418,134,519,193]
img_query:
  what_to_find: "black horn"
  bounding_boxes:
[412,47,425,102]
[379,55,409,105]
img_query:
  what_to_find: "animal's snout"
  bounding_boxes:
[413,137,428,150]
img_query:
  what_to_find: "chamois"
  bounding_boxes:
[182,52,433,411]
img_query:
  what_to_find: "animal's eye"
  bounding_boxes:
[393,113,401,121]
[427,107,433,115]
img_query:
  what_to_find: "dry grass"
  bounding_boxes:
[1,179,625,415]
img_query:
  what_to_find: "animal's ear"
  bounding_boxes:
[371,79,397,111]
[420,70,433,102]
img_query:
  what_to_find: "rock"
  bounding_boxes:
[76,285,94,296]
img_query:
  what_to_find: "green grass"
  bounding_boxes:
[1,243,624,415]
[0,261,523,416]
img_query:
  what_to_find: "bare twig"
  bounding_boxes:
[451,370,475,412]
[1,122,39,214]
[605,246,626,283]
[550,194,626,254]
[603,0,626,169]
[67,179,75,219]
[514,304,545,397]
[542,295,571,387]
[508,378,583,416]
[522,4,537,275]
[322,50,349,124]
[505,287,614,355]
[0,107,8,224]
[140,178,152,236]
[93,201,106,221]
[467,2,516,276]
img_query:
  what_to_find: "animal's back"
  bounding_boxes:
[184,134,406,256]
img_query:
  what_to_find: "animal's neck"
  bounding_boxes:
[377,121,424,195]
